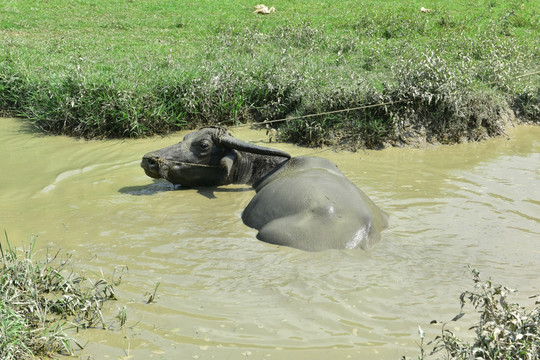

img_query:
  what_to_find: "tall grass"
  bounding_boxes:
[0,0,538,146]
[0,234,118,359]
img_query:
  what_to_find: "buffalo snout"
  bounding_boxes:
[141,154,161,179]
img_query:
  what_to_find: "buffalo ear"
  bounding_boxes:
[219,149,237,184]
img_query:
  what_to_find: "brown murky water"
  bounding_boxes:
[1,118,539,359]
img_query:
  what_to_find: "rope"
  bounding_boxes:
[485,69,540,86]
[515,70,540,79]
[233,99,408,128]
[156,158,220,168]
[229,69,540,129]
[152,67,539,165]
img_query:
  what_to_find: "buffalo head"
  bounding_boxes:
[141,127,290,187]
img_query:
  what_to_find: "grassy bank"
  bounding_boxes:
[0,0,538,147]
[0,236,118,359]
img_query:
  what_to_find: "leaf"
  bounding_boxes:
[418,325,425,339]
[493,326,502,339]
[451,312,465,322]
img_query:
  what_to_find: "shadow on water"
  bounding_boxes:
[118,179,174,196]
[5,117,62,137]
[119,179,252,199]
[194,186,253,199]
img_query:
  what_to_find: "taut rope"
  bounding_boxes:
[229,69,540,129]
[233,99,408,128]
[155,158,221,169]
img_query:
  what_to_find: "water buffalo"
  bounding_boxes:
[141,127,388,251]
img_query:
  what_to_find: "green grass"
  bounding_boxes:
[0,0,538,146]
[0,234,118,359]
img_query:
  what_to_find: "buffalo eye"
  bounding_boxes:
[198,141,211,150]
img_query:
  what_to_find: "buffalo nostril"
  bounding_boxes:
[141,156,158,170]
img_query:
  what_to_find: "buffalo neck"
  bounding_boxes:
[228,152,288,186]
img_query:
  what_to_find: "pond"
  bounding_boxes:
[1,118,539,359]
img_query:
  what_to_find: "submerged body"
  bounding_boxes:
[141,127,388,251]
[243,157,388,251]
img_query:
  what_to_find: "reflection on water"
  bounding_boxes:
[1,118,539,359]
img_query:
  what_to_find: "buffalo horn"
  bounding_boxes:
[218,134,291,159]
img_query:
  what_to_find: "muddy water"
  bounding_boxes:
[1,118,539,359]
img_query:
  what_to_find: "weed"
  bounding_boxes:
[404,268,540,359]
[146,282,160,304]
[0,233,119,359]
[387,50,511,144]
[117,306,127,327]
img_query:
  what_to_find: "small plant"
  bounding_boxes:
[0,233,120,359]
[406,267,540,359]
[146,282,160,304]
[117,305,128,327]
